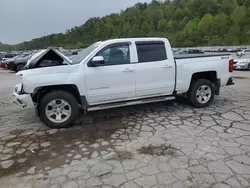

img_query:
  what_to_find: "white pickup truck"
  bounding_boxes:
[13,38,234,128]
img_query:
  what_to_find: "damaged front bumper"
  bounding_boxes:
[12,84,35,108]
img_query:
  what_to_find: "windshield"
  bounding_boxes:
[70,42,102,64]
[21,53,30,58]
[23,54,33,60]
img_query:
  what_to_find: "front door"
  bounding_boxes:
[84,43,136,105]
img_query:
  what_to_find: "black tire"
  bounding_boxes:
[16,64,25,72]
[188,79,215,108]
[39,90,80,128]
[247,64,250,71]
[175,94,188,104]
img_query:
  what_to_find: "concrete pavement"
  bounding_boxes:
[0,69,250,188]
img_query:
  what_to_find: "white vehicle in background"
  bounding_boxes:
[234,54,250,70]
[13,38,234,128]
[237,49,250,56]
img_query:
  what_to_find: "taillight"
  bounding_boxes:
[229,59,234,72]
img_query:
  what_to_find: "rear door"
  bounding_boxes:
[135,41,175,97]
[84,42,136,104]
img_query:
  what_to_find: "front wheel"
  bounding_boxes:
[16,64,25,72]
[39,90,80,128]
[188,79,215,108]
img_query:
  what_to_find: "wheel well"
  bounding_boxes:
[32,85,82,106]
[191,71,217,84]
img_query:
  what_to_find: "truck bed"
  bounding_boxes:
[174,53,230,59]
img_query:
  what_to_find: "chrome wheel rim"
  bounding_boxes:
[196,85,212,104]
[45,99,71,123]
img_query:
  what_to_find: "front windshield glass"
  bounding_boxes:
[70,42,102,64]
[24,54,33,60]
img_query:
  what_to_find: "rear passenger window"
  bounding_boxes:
[136,42,167,63]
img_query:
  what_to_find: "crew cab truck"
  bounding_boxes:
[13,38,234,128]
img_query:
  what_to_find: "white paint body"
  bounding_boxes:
[13,38,232,108]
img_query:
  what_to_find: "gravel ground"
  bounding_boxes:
[0,69,250,188]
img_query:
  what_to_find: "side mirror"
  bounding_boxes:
[90,56,104,67]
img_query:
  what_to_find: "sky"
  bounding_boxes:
[0,0,151,44]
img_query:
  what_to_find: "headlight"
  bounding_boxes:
[14,86,18,93]
[14,84,23,94]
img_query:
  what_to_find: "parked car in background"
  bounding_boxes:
[0,54,19,69]
[0,53,6,61]
[13,38,234,128]
[5,55,25,69]
[174,49,188,54]
[8,54,33,72]
[71,51,78,55]
[237,49,250,56]
[188,49,204,54]
[0,61,7,68]
[234,54,250,70]
[2,53,17,60]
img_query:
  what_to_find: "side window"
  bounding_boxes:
[98,48,110,62]
[136,42,167,63]
[96,44,130,66]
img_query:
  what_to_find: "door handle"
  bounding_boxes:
[122,68,134,72]
[163,65,173,68]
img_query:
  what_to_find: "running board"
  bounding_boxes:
[87,96,175,111]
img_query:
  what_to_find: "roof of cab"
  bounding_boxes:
[103,37,168,43]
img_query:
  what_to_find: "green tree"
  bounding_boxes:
[2,0,250,51]
[231,6,247,26]
[198,14,214,34]
[158,18,168,32]
[183,18,199,34]
[211,13,229,37]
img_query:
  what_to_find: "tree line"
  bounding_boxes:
[1,0,250,51]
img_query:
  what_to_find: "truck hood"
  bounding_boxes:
[16,63,80,76]
[25,47,73,68]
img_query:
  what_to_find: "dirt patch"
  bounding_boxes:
[116,151,133,160]
[106,150,133,161]
[0,113,137,178]
[137,144,178,157]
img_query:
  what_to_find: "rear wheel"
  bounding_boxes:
[188,79,215,108]
[16,64,25,72]
[39,90,80,128]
